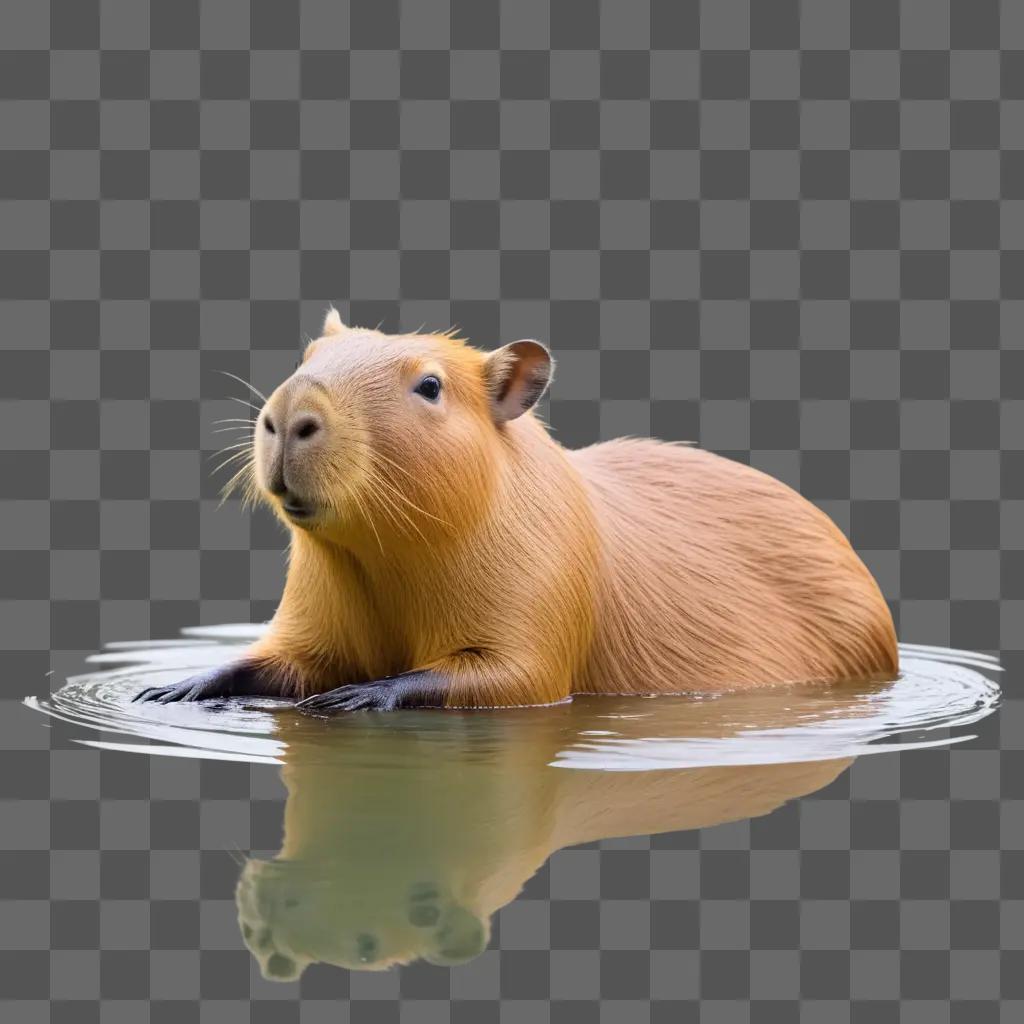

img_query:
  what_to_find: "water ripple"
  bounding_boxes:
[25,626,1002,772]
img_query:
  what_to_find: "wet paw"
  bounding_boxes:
[132,662,258,703]
[132,678,212,703]
[296,682,401,713]
[296,669,447,712]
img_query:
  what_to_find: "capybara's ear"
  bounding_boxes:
[483,340,553,423]
[322,307,345,337]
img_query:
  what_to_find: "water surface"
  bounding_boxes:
[24,626,1002,975]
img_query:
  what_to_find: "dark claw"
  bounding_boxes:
[158,683,199,703]
[297,682,400,713]
[296,669,448,713]
[132,680,203,703]
[132,661,269,704]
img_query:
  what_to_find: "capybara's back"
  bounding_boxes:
[571,438,898,693]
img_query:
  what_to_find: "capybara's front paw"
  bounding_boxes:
[296,669,449,713]
[133,671,230,704]
[133,678,212,703]
[132,660,269,704]
[296,681,400,712]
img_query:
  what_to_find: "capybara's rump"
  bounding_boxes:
[571,438,898,693]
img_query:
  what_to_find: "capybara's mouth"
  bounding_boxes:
[281,499,314,522]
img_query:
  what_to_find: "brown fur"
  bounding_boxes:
[228,314,896,706]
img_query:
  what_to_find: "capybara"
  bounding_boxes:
[135,310,897,709]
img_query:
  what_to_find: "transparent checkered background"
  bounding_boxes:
[1,0,1022,1019]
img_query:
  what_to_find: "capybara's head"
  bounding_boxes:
[245,309,552,540]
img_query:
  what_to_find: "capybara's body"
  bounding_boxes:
[135,313,898,709]
[574,438,898,694]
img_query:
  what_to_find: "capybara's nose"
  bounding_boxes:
[289,413,321,442]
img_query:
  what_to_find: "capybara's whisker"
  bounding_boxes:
[211,450,254,476]
[210,441,254,457]
[219,370,269,405]
[348,484,385,554]
[211,427,255,437]
[229,395,263,414]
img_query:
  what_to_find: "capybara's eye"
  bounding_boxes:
[415,376,442,401]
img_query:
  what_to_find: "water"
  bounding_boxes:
[24,626,1003,976]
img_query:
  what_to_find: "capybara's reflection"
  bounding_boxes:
[237,691,862,977]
